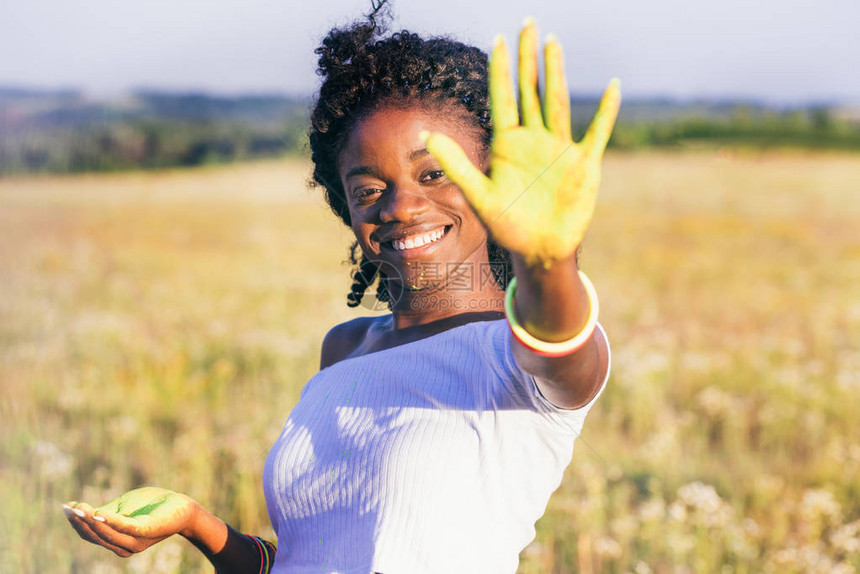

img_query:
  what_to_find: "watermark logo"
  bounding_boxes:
[352,260,509,312]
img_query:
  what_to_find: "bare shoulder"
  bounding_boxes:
[319,316,381,370]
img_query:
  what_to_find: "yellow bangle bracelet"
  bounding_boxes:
[505,270,600,357]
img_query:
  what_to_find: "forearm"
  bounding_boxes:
[509,250,606,408]
[183,503,275,574]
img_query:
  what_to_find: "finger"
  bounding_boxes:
[581,78,621,156]
[64,505,135,556]
[64,504,99,543]
[423,131,493,209]
[70,519,132,556]
[94,508,173,538]
[83,526,135,557]
[93,509,148,535]
[64,502,87,519]
[72,501,98,516]
[88,513,152,554]
[518,17,542,128]
[490,35,519,132]
[543,34,572,141]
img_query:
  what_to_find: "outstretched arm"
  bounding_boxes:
[64,487,275,574]
[424,18,620,408]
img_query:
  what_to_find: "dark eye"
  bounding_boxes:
[421,170,446,183]
[351,187,382,203]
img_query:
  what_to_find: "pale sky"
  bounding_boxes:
[1,0,856,105]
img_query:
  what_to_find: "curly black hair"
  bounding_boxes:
[309,1,513,308]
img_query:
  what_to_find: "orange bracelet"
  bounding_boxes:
[505,270,599,357]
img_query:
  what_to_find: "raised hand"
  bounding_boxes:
[63,487,199,557]
[425,18,620,267]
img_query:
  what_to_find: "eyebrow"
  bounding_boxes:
[408,148,430,162]
[344,166,376,180]
[343,147,432,180]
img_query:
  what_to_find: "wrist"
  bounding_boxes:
[510,248,577,277]
[509,250,588,340]
[178,498,201,539]
[180,500,228,556]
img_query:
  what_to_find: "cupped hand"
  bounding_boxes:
[425,18,620,266]
[63,487,198,557]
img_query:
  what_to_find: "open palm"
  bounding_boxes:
[65,487,197,556]
[425,19,620,266]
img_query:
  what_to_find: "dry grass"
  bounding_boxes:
[1,150,859,573]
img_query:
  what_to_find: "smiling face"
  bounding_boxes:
[338,103,491,294]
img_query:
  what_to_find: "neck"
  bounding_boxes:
[387,271,506,331]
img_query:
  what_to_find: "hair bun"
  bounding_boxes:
[315,0,391,77]
[316,24,373,77]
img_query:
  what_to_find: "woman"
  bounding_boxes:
[63,5,619,572]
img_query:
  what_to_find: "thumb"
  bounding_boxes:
[422,131,493,210]
[581,78,621,157]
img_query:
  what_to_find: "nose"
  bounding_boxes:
[378,184,430,222]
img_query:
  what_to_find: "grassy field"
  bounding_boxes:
[1,151,859,573]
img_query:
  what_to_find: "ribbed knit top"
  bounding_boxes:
[263,317,609,574]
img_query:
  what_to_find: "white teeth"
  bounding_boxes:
[391,228,445,251]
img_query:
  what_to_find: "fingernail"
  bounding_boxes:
[493,34,505,48]
[93,515,106,522]
[545,33,559,45]
[419,130,430,143]
[522,16,536,27]
[73,508,86,518]
[62,504,74,516]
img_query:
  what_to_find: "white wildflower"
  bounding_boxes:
[638,498,666,523]
[668,501,687,522]
[610,514,639,539]
[31,439,74,481]
[697,386,733,419]
[676,481,733,528]
[678,481,723,514]
[830,519,860,554]
[743,518,762,540]
[835,350,860,389]
[800,488,841,523]
[107,415,140,441]
[726,520,758,561]
[769,542,848,574]
[665,530,696,556]
[594,535,622,559]
[643,427,679,461]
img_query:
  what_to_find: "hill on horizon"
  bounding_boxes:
[2,86,859,175]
